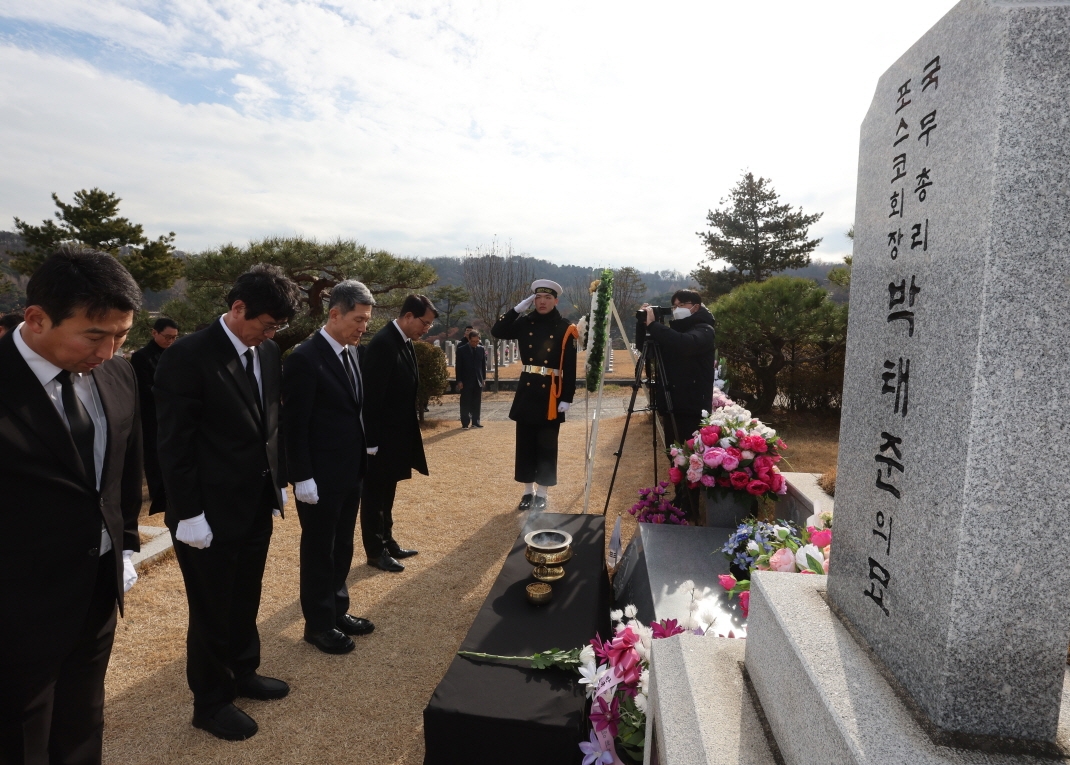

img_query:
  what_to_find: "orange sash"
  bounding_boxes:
[548,324,580,420]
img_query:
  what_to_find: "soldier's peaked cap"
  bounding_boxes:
[531,279,562,297]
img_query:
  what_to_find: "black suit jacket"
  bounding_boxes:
[455,342,486,386]
[130,339,164,429]
[154,319,285,541]
[0,332,142,662]
[282,331,366,495]
[361,322,428,482]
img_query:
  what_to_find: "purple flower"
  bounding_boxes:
[589,695,620,738]
[579,731,614,765]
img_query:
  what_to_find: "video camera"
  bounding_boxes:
[635,305,670,352]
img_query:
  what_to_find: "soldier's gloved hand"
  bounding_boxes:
[514,294,536,313]
[294,479,319,505]
[176,513,214,549]
[558,402,571,413]
[367,446,379,456]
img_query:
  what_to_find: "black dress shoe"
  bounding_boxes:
[532,495,547,511]
[387,544,418,559]
[236,673,290,700]
[193,703,258,741]
[517,493,534,511]
[304,627,355,654]
[473,423,484,428]
[367,551,404,572]
[336,614,375,636]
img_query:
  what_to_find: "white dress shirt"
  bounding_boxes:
[220,315,261,400]
[13,323,112,555]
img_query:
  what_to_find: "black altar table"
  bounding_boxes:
[423,513,611,765]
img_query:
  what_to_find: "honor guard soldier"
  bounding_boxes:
[492,279,578,511]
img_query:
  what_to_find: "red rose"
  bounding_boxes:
[746,479,770,496]
[716,476,732,487]
[726,447,742,459]
[700,425,721,446]
[668,466,683,484]
[729,471,751,490]
[739,591,750,618]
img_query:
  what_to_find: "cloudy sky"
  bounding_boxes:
[0,1,959,273]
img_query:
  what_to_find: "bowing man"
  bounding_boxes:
[0,246,143,765]
[155,264,301,742]
[283,280,376,655]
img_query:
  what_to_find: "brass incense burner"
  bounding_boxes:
[524,529,573,583]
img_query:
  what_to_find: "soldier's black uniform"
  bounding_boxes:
[491,306,578,486]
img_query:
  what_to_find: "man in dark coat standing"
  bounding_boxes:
[640,288,717,525]
[155,264,300,741]
[455,328,486,428]
[0,246,143,765]
[360,294,437,572]
[283,280,376,655]
[130,316,179,515]
[492,279,578,512]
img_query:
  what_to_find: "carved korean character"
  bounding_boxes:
[910,219,928,251]
[918,110,938,146]
[895,79,912,114]
[888,276,920,337]
[889,189,905,219]
[922,56,940,92]
[882,358,910,416]
[872,511,893,555]
[914,168,932,201]
[864,558,891,616]
[893,117,910,148]
[887,229,904,260]
[875,431,904,498]
[891,153,907,184]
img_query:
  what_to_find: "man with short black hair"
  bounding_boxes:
[155,264,300,741]
[360,293,436,572]
[455,329,486,428]
[284,280,376,654]
[131,316,179,515]
[0,311,23,338]
[0,245,143,765]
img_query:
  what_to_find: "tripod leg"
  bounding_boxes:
[601,347,649,516]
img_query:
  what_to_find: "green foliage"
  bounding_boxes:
[11,188,183,292]
[827,255,852,288]
[616,693,647,762]
[713,276,846,414]
[429,284,470,331]
[585,269,614,390]
[163,236,436,353]
[456,647,583,671]
[694,172,823,301]
[413,340,449,421]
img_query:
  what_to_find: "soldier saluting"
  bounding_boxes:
[492,279,579,511]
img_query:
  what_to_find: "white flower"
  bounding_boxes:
[578,663,608,699]
[615,621,629,635]
[579,644,595,666]
[741,449,755,460]
[680,580,696,592]
[624,604,638,619]
[639,668,650,694]
[634,692,648,713]
[700,409,709,418]
[719,437,733,448]
[747,540,760,554]
[610,609,623,623]
[804,513,821,529]
[796,544,825,573]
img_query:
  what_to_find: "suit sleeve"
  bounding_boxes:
[361,337,390,450]
[130,350,154,412]
[647,322,716,356]
[491,309,523,339]
[121,359,144,552]
[282,351,316,484]
[154,341,204,521]
[455,345,468,380]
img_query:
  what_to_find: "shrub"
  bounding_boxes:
[414,340,449,421]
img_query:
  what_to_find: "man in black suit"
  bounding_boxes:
[0,246,143,765]
[455,329,486,429]
[130,316,179,515]
[360,293,436,572]
[283,280,376,654]
[155,264,300,741]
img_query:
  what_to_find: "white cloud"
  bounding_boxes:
[0,0,961,272]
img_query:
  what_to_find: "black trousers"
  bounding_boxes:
[296,483,361,633]
[142,430,167,516]
[459,384,482,427]
[514,420,562,486]
[172,490,273,712]
[660,412,705,525]
[360,471,399,559]
[0,553,117,765]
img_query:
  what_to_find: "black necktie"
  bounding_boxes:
[55,370,95,481]
[243,349,263,416]
[341,347,360,402]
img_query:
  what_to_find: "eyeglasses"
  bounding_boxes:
[255,317,289,333]
[418,317,435,328]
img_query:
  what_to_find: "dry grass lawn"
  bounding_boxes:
[105,406,838,764]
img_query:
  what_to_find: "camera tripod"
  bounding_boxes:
[601,336,681,516]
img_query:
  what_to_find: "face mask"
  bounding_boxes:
[672,306,691,321]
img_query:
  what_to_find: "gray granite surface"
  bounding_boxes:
[828,0,1070,744]
[747,572,1070,765]
[646,633,775,765]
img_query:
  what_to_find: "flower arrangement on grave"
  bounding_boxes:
[585,269,614,391]
[458,600,716,764]
[627,482,688,525]
[718,516,833,617]
[667,403,789,501]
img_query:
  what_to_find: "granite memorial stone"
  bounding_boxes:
[827,0,1070,751]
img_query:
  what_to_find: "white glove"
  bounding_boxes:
[122,550,137,592]
[176,513,213,549]
[280,487,289,507]
[367,446,379,456]
[514,294,535,313]
[294,478,319,505]
[558,402,571,413]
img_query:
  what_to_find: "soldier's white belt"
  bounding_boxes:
[522,365,561,377]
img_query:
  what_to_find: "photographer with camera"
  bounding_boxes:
[637,289,717,525]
